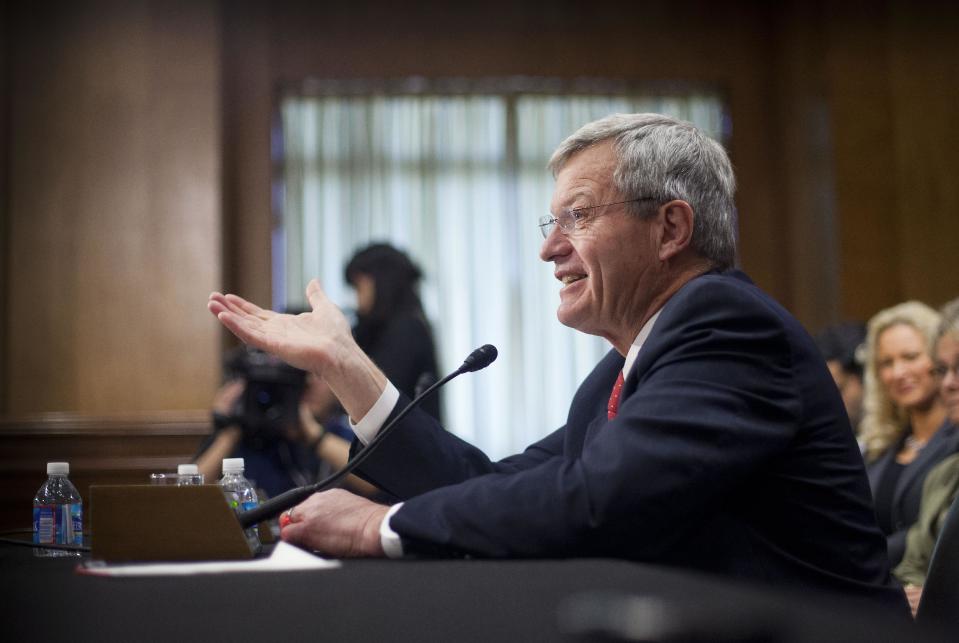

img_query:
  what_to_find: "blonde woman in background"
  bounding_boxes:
[861,301,959,567]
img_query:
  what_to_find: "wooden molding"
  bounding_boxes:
[0,411,213,530]
[0,411,212,436]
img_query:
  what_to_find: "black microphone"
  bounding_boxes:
[237,344,498,528]
[459,343,498,372]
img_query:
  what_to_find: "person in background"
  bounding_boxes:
[345,243,442,422]
[894,298,959,615]
[209,113,904,609]
[860,301,959,567]
[816,321,867,446]
[194,347,376,498]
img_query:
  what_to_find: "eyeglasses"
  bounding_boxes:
[538,197,657,239]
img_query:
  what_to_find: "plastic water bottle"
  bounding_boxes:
[176,463,204,486]
[219,458,261,554]
[32,462,82,557]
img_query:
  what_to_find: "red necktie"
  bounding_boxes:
[607,371,625,420]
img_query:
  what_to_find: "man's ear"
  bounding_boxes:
[657,200,695,261]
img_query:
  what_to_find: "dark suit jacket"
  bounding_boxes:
[867,421,959,566]
[354,270,905,607]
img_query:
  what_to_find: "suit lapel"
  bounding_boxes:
[568,351,623,453]
[584,358,645,446]
[577,294,679,447]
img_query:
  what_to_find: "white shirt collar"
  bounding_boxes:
[622,308,663,379]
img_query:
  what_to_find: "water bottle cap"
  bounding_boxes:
[47,462,69,475]
[177,464,199,475]
[222,457,245,474]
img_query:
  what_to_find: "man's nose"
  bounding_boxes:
[539,225,570,263]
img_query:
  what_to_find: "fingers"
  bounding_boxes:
[214,309,268,350]
[221,378,246,403]
[279,490,353,552]
[208,292,285,353]
[208,292,272,321]
[279,504,297,530]
[212,378,245,413]
[208,293,229,317]
[298,402,323,442]
[279,501,313,547]
[224,293,273,320]
[306,279,331,311]
[208,294,252,326]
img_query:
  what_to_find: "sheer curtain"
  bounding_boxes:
[279,88,726,458]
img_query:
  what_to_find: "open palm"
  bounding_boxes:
[208,279,352,375]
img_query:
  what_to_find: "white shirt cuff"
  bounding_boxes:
[379,502,405,559]
[350,381,400,445]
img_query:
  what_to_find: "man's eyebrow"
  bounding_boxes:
[561,191,593,209]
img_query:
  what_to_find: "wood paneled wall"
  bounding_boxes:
[1,0,222,529]
[1,0,958,529]
[0,414,209,531]
[5,0,222,415]
[828,0,959,319]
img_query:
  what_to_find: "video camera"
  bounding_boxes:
[224,347,307,447]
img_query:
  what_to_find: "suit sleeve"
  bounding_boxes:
[389,283,804,558]
[352,396,566,499]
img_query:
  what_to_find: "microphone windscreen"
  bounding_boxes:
[461,344,498,372]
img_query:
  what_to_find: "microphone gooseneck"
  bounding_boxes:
[237,344,498,528]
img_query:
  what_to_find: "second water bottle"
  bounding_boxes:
[219,457,261,555]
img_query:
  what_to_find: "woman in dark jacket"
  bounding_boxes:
[861,301,959,566]
[345,243,442,421]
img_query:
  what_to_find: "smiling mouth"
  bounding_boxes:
[561,275,586,286]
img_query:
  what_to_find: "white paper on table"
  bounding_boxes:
[77,541,340,577]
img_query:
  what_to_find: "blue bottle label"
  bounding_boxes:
[33,506,55,544]
[33,503,82,545]
[69,503,83,545]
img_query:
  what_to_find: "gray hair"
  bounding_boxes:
[548,113,737,270]
[938,297,959,341]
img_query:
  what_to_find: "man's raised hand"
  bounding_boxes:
[207,279,353,375]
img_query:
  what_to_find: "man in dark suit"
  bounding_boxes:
[209,114,904,606]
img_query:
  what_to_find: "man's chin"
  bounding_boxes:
[556,306,580,330]
[556,307,596,335]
